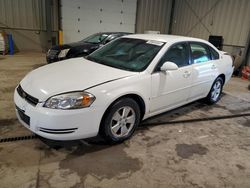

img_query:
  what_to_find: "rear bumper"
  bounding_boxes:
[225,66,234,84]
[14,89,103,140]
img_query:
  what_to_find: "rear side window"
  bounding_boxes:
[209,46,220,60]
[190,43,211,63]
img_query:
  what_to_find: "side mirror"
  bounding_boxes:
[160,61,178,71]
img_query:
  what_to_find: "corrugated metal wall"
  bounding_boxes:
[0,0,46,30]
[171,0,250,53]
[0,0,58,51]
[136,0,173,34]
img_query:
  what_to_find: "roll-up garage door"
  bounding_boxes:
[61,0,137,43]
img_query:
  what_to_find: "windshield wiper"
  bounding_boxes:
[86,56,135,72]
[86,56,106,65]
[107,63,135,72]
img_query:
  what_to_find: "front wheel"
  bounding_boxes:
[205,77,223,104]
[100,98,141,143]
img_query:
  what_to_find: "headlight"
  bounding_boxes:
[58,49,70,58]
[44,92,95,109]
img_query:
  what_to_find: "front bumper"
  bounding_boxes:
[14,89,103,140]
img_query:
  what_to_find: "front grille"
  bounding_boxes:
[48,49,59,56]
[16,106,30,126]
[17,85,39,106]
[39,127,77,134]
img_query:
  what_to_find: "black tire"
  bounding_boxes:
[100,98,141,143]
[205,77,224,104]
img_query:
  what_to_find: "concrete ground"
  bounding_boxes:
[0,53,250,188]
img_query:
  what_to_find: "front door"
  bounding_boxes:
[150,42,193,114]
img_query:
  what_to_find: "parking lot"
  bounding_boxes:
[0,53,249,188]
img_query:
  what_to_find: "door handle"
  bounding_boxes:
[211,64,217,69]
[183,71,191,78]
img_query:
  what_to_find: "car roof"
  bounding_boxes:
[123,34,208,43]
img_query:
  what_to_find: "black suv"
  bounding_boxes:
[46,32,131,63]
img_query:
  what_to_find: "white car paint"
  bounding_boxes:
[14,34,234,140]
[20,59,137,101]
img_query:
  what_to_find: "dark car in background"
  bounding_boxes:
[46,32,131,63]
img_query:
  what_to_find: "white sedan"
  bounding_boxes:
[14,34,234,143]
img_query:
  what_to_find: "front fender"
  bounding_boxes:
[86,73,151,120]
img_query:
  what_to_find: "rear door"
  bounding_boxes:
[189,42,218,100]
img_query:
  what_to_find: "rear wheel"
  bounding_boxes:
[100,98,141,143]
[205,77,223,104]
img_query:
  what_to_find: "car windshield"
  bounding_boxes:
[82,33,109,44]
[86,38,164,72]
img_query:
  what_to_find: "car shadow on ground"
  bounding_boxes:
[38,97,223,154]
[38,91,250,158]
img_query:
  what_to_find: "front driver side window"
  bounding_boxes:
[156,43,189,71]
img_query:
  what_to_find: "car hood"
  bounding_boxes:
[51,42,97,51]
[20,58,137,101]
